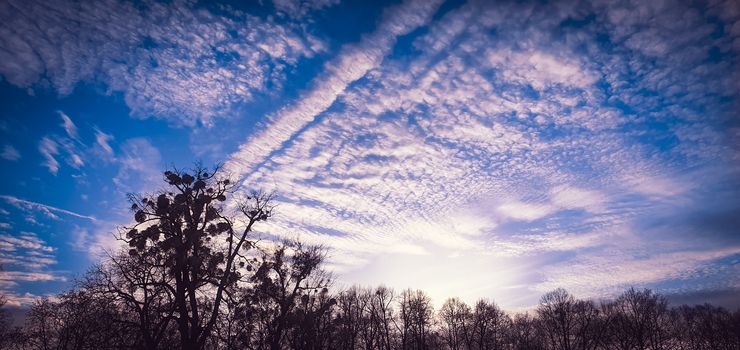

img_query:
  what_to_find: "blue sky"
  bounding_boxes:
[0,0,738,310]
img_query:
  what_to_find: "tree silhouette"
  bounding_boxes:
[537,288,578,350]
[398,289,435,350]
[469,299,510,350]
[335,287,365,349]
[121,165,273,350]
[0,289,14,349]
[510,313,545,350]
[603,288,670,350]
[246,240,331,350]
[439,297,471,350]
[670,303,740,350]
[9,279,740,349]
[83,253,178,349]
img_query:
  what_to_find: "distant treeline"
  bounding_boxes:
[1,165,738,350]
[1,271,739,350]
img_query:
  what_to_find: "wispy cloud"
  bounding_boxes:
[0,144,20,161]
[37,111,103,174]
[0,195,97,221]
[0,271,63,289]
[0,291,58,308]
[35,112,87,174]
[38,137,60,175]
[58,111,79,141]
[536,247,740,298]
[272,0,340,18]
[94,127,114,156]
[0,230,62,306]
[0,232,55,253]
[497,201,556,222]
[112,138,163,194]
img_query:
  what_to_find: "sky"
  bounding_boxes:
[0,0,739,311]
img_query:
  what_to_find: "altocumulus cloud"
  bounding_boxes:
[0,0,326,127]
[0,230,63,306]
[225,0,740,306]
[0,0,738,309]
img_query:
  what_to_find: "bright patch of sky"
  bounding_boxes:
[0,0,739,309]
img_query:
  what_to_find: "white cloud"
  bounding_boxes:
[68,222,119,259]
[495,186,606,222]
[549,185,606,213]
[1,145,20,161]
[36,112,91,174]
[536,246,740,298]
[272,0,340,18]
[0,195,97,221]
[58,111,79,140]
[112,138,163,193]
[0,0,326,126]
[94,127,114,155]
[225,0,444,174]
[497,201,556,221]
[0,292,57,307]
[1,0,737,306]
[0,232,54,253]
[38,137,60,175]
[487,49,598,90]
[0,230,60,302]
[68,152,84,169]
[0,271,62,287]
[620,171,687,199]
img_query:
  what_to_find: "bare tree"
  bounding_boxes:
[248,240,331,350]
[571,299,603,350]
[83,255,177,349]
[24,298,58,350]
[23,293,128,350]
[510,313,545,350]
[469,299,510,350]
[334,287,365,349]
[537,288,578,350]
[10,271,740,350]
[0,291,11,349]
[439,298,471,350]
[670,303,738,350]
[370,286,398,350]
[332,286,398,350]
[397,289,434,350]
[603,288,670,350]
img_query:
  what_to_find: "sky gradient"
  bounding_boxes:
[0,0,739,310]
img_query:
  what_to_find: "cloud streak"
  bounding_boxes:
[225,0,444,174]
[0,195,97,221]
